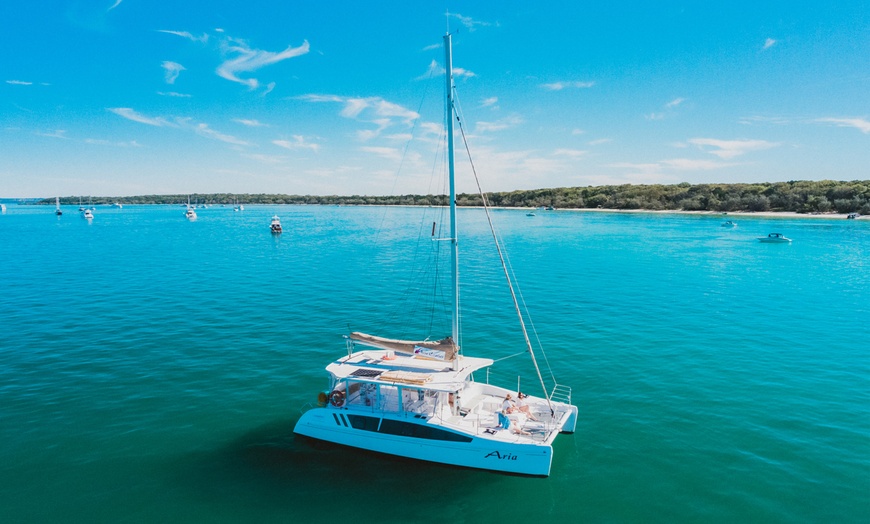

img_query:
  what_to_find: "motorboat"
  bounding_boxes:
[185,196,197,220]
[758,233,791,243]
[847,213,860,219]
[721,220,736,227]
[293,32,577,477]
[82,208,93,220]
[270,215,282,234]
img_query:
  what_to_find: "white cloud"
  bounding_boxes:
[646,112,665,120]
[763,38,777,50]
[190,122,249,145]
[157,91,192,98]
[553,149,587,158]
[108,0,123,11]
[418,59,475,81]
[474,116,523,133]
[449,13,495,31]
[273,135,319,152]
[588,138,612,145]
[360,146,402,161]
[108,107,169,126]
[541,81,595,91]
[816,117,870,134]
[84,138,140,147]
[660,158,731,170]
[300,94,421,140]
[36,130,68,139]
[688,138,779,158]
[6,80,33,86]
[666,97,685,108]
[481,97,498,108]
[216,38,309,89]
[162,61,185,84]
[156,29,209,43]
[233,118,267,127]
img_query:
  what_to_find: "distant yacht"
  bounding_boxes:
[270,215,282,234]
[185,196,197,220]
[112,202,123,209]
[758,233,791,243]
[1,203,6,214]
[721,220,736,227]
[82,208,93,220]
[55,197,63,216]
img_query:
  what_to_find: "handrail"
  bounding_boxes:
[550,384,572,405]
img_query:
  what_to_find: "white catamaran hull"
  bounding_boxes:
[295,407,565,476]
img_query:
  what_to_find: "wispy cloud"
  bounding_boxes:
[234,118,268,127]
[553,149,587,158]
[588,138,612,145]
[360,146,402,161]
[84,138,140,147]
[273,135,319,152]
[108,107,169,126]
[418,59,475,80]
[299,94,420,140]
[541,81,595,91]
[217,38,309,89]
[108,0,123,11]
[815,117,870,134]
[156,29,209,44]
[474,116,523,133]
[188,121,249,145]
[157,91,192,98]
[688,138,779,158]
[6,80,33,86]
[666,97,686,108]
[481,97,498,109]
[36,130,68,139]
[108,107,252,147]
[448,13,496,31]
[763,38,777,50]
[162,61,185,84]
[608,158,731,174]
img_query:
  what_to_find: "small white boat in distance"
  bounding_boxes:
[847,213,860,219]
[82,209,93,220]
[721,220,736,227]
[270,215,282,234]
[185,196,197,220]
[758,233,791,243]
[55,197,63,216]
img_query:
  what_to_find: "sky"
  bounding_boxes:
[2,1,869,198]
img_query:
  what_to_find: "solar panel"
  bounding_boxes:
[350,369,383,378]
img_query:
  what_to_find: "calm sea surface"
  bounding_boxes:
[1,204,868,523]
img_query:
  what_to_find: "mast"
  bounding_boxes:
[444,32,460,360]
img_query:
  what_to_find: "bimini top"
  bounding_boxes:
[328,333,493,392]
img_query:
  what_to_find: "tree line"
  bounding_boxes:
[40,180,870,214]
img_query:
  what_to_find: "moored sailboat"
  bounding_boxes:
[293,32,577,476]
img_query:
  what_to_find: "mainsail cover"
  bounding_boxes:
[350,332,459,361]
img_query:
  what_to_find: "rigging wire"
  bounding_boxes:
[450,86,555,410]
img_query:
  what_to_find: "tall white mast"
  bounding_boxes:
[444,33,460,358]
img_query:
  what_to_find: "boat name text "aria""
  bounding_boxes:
[484,451,518,460]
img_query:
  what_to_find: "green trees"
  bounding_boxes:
[35,180,870,213]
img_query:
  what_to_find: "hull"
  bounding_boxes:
[294,407,555,476]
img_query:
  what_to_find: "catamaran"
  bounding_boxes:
[293,32,577,476]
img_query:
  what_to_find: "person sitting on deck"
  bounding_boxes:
[516,392,539,421]
[502,393,517,414]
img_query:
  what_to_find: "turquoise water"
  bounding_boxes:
[1,204,868,523]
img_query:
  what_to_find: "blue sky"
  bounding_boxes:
[2,1,869,197]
